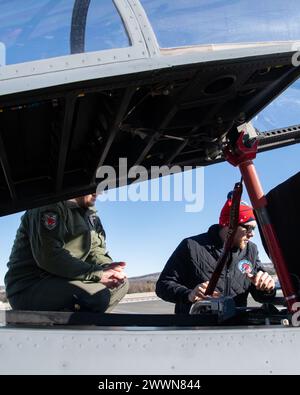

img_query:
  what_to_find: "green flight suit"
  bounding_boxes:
[5,200,128,312]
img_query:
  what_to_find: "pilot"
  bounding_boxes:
[156,194,276,314]
[5,193,129,312]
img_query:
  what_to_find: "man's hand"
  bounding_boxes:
[188,281,221,303]
[100,262,127,289]
[247,270,275,292]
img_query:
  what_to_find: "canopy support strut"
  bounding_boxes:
[224,126,299,312]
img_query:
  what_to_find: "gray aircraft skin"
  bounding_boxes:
[0,0,300,374]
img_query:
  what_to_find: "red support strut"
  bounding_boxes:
[224,131,299,312]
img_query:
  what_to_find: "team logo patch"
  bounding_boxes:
[238,259,253,274]
[42,212,58,230]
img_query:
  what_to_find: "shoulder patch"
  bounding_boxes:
[42,212,58,230]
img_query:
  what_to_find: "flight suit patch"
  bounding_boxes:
[42,212,58,230]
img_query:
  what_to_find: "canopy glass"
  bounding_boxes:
[0,0,130,66]
[141,0,300,48]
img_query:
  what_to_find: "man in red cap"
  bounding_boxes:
[219,194,257,251]
[156,193,275,314]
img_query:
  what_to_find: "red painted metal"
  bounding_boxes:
[205,181,242,296]
[224,130,299,311]
[223,132,258,167]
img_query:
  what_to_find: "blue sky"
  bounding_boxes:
[142,0,300,46]
[0,0,300,284]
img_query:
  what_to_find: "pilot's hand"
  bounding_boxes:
[188,281,221,303]
[247,270,275,292]
[100,262,127,289]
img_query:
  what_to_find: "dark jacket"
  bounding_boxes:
[156,225,275,313]
[5,200,112,298]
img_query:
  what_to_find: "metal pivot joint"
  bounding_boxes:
[223,131,258,167]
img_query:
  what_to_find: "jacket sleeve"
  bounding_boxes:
[85,216,113,265]
[249,247,276,303]
[155,239,195,304]
[28,205,103,281]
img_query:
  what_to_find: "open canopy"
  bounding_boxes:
[0,0,300,216]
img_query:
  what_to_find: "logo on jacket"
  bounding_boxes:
[42,212,58,230]
[238,259,253,274]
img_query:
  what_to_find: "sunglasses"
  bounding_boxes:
[239,223,256,233]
